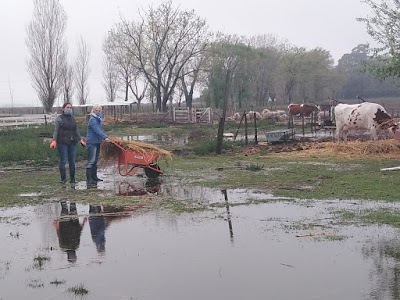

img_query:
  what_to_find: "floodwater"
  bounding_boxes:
[2,179,400,299]
[121,133,190,146]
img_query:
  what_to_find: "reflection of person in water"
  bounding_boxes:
[88,204,133,254]
[54,201,87,263]
[89,205,108,254]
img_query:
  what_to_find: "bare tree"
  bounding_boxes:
[129,72,148,110]
[102,37,120,102]
[74,37,91,105]
[60,62,74,103]
[104,29,137,102]
[102,55,119,102]
[25,0,68,113]
[119,0,210,112]
[180,53,207,108]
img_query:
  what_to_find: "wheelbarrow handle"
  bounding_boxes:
[109,140,125,151]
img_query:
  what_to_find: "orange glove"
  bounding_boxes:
[50,140,57,149]
[80,139,86,147]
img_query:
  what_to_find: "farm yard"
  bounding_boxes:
[2,107,400,299]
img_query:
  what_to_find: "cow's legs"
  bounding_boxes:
[370,128,378,140]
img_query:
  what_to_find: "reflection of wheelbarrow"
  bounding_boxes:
[117,179,161,196]
[111,141,163,178]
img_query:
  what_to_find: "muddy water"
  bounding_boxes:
[1,191,400,300]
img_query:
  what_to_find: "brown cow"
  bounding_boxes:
[288,103,320,117]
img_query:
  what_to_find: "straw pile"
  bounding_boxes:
[332,140,400,155]
[271,139,400,159]
[100,137,172,164]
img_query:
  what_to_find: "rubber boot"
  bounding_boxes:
[61,201,68,215]
[89,204,102,214]
[93,166,103,182]
[59,167,67,184]
[69,202,77,215]
[86,168,97,187]
[89,204,96,214]
[70,167,76,184]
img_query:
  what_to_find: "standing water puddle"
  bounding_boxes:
[1,190,400,299]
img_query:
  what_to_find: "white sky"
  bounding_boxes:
[0,0,373,107]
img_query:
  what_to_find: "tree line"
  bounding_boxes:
[26,0,400,113]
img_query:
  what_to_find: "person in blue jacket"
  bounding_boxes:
[86,104,110,186]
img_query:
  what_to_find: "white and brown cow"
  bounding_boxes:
[334,102,400,141]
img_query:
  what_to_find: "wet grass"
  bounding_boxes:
[28,278,44,288]
[160,199,209,213]
[245,163,264,171]
[3,123,400,227]
[66,283,89,297]
[168,155,400,201]
[33,255,50,270]
[337,208,400,227]
[322,234,347,241]
[50,279,66,286]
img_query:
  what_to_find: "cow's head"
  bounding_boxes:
[379,119,400,140]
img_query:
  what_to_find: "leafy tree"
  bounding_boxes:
[358,0,400,78]
[297,48,335,103]
[247,34,282,107]
[277,46,306,104]
[337,44,400,98]
[25,0,68,113]
[205,36,253,110]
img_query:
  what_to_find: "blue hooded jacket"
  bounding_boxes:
[86,113,108,145]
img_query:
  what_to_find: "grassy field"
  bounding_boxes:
[2,121,400,225]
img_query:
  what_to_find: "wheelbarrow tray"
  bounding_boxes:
[110,141,163,177]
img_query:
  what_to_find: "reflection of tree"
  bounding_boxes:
[362,237,400,300]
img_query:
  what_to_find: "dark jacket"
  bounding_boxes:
[53,114,82,144]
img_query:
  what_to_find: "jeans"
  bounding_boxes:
[86,143,100,169]
[57,143,77,181]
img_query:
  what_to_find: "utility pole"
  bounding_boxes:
[8,75,14,114]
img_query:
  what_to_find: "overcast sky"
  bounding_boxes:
[0,0,373,107]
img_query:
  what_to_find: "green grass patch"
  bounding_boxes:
[335,207,400,227]
[0,124,86,165]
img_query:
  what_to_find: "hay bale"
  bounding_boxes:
[100,137,172,165]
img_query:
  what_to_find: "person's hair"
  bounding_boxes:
[91,104,102,113]
[62,102,72,109]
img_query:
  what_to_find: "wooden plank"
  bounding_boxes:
[380,166,400,171]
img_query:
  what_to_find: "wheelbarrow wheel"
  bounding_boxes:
[144,163,161,178]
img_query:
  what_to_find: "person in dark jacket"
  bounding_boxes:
[86,104,109,186]
[50,103,86,184]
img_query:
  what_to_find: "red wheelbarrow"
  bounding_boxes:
[110,141,163,178]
